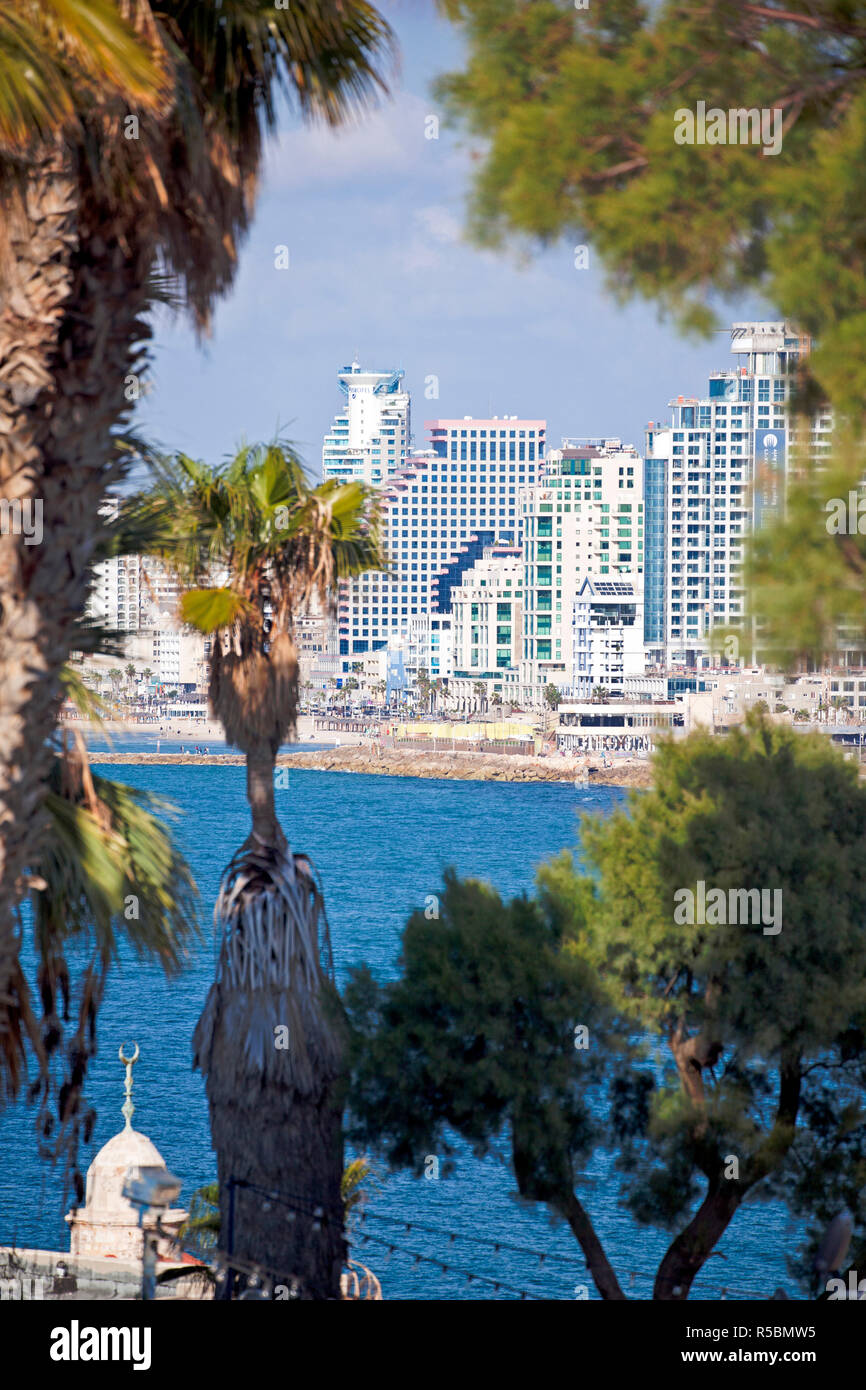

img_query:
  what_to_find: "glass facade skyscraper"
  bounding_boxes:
[645,322,823,667]
[643,455,667,661]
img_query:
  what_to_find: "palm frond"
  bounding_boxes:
[193,839,341,1096]
[177,1181,220,1256]
[164,0,396,132]
[36,745,199,972]
[181,586,251,633]
[68,616,128,661]
[27,730,199,1191]
[0,0,165,148]
[60,664,111,732]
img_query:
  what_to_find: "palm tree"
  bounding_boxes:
[415,667,432,714]
[472,680,487,715]
[829,694,851,724]
[18,661,198,1189]
[177,1181,221,1260]
[431,677,445,714]
[0,0,393,1101]
[137,441,383,1299]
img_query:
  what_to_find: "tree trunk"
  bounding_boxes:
[653,1184,743,1300]
[556,1189,627,1300]
[210,1079,346,1299]
[0,149,153,1092]
[195,735,346,1298]
[653,1055,802,1299]
[245,739,281,846]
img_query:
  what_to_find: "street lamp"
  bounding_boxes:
[122,1165,182,1301]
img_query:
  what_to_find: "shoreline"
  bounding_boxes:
[64,714,368,747]
[90,744,654,788]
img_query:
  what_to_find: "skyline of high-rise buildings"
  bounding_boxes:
[85,322,844,705]
[317,329,788,698]
[313,321,836,700]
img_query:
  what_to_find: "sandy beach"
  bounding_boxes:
[64,713,366,746]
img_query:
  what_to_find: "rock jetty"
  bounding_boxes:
[92,744,654,787]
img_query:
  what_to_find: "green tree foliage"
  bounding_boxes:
[345,715,866,1298]
[345,868,636,1299]
[437,0,866,417]
[741,445,866,665]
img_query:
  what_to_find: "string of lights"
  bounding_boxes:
[227,1176,344,1227]
[218,1179,777,1300]
[355,1206,774,1300]
[354,1228,547,1300]
[359,1207,588,1265]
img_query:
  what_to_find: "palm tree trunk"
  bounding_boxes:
[194,826,347,1298]
[246,739,281,846]
[211,1081,346,1299]
[0,151,152,1088]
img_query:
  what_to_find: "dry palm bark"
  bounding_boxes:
[194,842,346,1300]
[0,149,153,1090]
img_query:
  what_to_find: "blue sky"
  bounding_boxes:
[135,0,763,478]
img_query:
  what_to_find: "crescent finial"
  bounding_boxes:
[118,1042,139,1129]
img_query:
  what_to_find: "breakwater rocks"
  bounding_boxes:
[93,745,654,787]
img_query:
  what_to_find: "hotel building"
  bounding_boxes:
[334,412,546,676]
[322,362,411,485]
[449,546,523,708]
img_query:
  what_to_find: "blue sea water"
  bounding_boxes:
[0,765,803,1299]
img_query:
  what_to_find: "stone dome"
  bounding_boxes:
[66,1042,187,1263]
[83,1127,168,1217]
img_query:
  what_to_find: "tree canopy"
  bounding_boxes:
[437,0,866,419]
[345,715,866,1298]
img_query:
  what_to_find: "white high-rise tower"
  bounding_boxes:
[644,321,824,668]
[322,362,411,485]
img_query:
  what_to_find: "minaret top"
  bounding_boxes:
[118,1041,139,1131]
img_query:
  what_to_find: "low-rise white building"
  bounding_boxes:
[450,546,523,709]
[556,700,685,753]
[126,627,208,690]
[570,576,645,701]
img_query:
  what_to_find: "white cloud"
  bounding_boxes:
[263,92,436,190]
[400,203,464,272]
